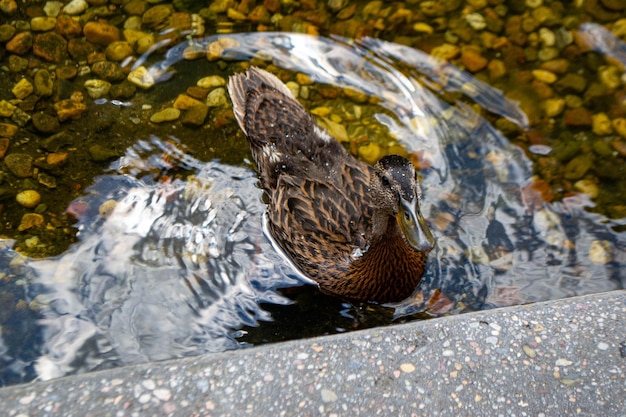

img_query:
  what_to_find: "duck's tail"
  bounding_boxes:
[227,67,346,188]
[228,66,298,137]
[227,67,317,184]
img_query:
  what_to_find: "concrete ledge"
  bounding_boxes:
[1,290,624,416]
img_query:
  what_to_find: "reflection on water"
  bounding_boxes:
[1,30,625,385]
[30,138,309,381]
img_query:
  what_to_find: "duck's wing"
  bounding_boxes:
[268,159,374,272]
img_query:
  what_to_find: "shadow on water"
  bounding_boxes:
[1,27,625,385]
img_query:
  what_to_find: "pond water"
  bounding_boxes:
[1,3,625,386]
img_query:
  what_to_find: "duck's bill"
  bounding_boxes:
[397,198,435,252]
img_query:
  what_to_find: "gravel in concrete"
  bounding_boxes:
[1,290,624,416]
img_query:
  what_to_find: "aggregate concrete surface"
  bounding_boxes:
[1,290,624,416]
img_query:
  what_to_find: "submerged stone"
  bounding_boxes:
[181,104,209,126]
[555,73,587,93]
[110,82,137,99]
[0,123,18,137]
[592,113,613,136]
[6,31,33,55]
[12,79,34,99]
[4,153,33,178]
[564,108,592,127]
[55,15,82,38]
[106,41,134,62]
[127,66,155,89]
[34,69,54,96]
[41,131,74,151]
[0,100,16,118]
[205,88,227,107]
[31,17,57,32]
[33,32,68,62]
[564,155,593,180]
[91,61,125,82]
[0,24,16,42]
[89,144,119,161]
[62,0,88,15]
[16,190,41,208]
[83,21,120,45]
[150,108,180,123]
[53,99,88,122]
[84,79,112,99]
[18,213,44,231]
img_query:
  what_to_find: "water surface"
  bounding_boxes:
[1,29,625,385]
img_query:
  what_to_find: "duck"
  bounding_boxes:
[228,66,434,303]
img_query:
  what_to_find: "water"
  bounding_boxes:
[1,28,625,386]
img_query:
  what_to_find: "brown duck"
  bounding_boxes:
[228,67,434,303]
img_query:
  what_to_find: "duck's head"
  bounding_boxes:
[371,155,435,252]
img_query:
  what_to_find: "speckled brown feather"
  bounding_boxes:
[228,67,430,303]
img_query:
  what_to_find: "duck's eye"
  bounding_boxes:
[381,175,390,186]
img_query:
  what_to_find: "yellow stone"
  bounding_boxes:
[150,107,180,123]
[0,123,18,137]
[197,75,226,89]
[543,98,564,118]
[31,16,57,32]
[127,66,154,89]
[574,179,599,199]
[592,113,613,136]
[412,22,433,34]
[12,79,34,99]
[343,87,368,104]
[317,117,348,143]
[206,41,223,61]
[173,94,203,110]
[24,236,40,249]
[532,69,557,84]
[226,8,246,21]
[358,142,382,165]
[0,100,16,118]
[136,34,155,55]
[104,41,134,62]
[296,73,314,85]
[310,106,331,117]
[53,99,88,122]
[431,44,460,61]
[16,190,41,208]
[285,81,300,98]
[522,344,537,358]
[47,152,68,166]
[122,29,145,45]
[18,213,44,231]
[487,59,506,80]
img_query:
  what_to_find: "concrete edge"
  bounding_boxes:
[1,290,625,416]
